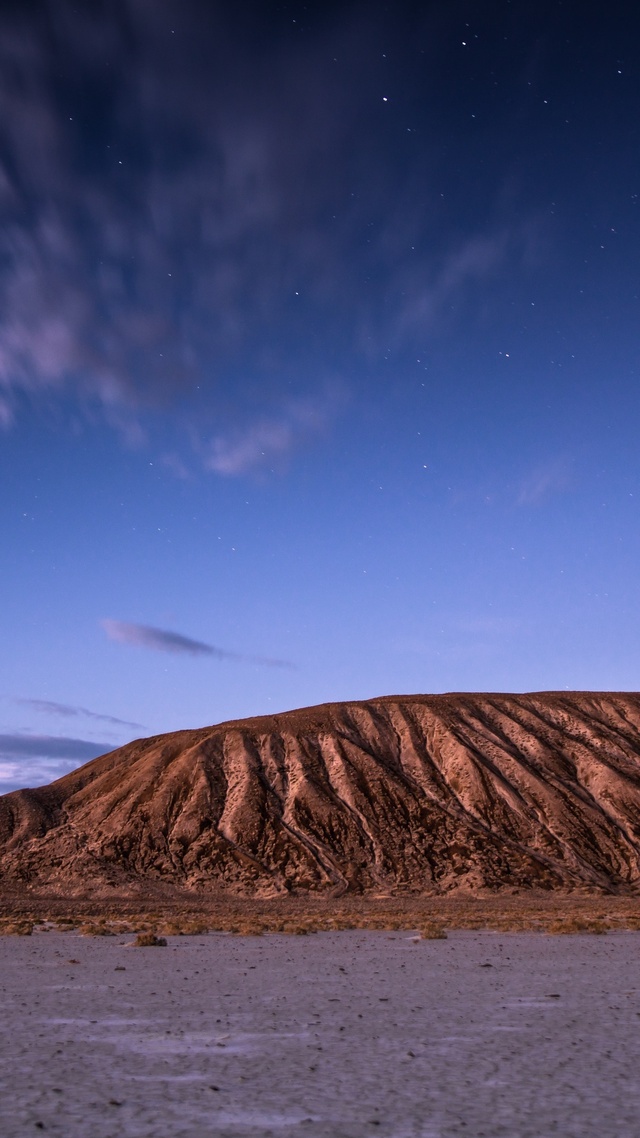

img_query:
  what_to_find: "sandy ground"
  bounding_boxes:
[1,930,639,1137]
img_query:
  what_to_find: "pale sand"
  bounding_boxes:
[1,929,639,1137]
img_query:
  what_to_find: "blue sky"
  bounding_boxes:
[1,0,640,792]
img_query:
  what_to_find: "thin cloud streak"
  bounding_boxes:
[102,619,294,669]
[16,698,143,730]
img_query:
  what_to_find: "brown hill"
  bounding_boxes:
[2,691,640,897]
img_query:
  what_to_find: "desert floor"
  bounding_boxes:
[1,928,639,1137]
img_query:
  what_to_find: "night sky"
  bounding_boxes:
[2,0,640,793]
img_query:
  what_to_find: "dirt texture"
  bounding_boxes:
[2,691,640,897]
[3,929,640,1138]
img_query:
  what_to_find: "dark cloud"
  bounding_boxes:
[102,619,294,669]
[16,698,143,730]
[0,0,526,466]
[0,734,109,760]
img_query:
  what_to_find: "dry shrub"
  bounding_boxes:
[181,921,209,936]
[488,917,543,933]
[0,921,33,936]
[228,921,265,936]
[419,922,447,940]
[545,917,609,935]
[158,920,209,937]
[156,921,181,936]
[225,917,321,936]
[133,932,167,947]
[78,922,114,937]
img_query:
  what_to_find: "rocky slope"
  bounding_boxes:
[2,692,640,896]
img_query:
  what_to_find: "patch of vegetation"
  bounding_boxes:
[0,921,33,935]
[419,922,447,940]
[133,932,167,947]
[544,917,609,935]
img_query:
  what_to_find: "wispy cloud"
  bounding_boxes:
[517,458,572,506]
[207,417,299,477]
[390,233,511,345]
[15,699,143,730]
[205,392,339,476]
[0,2,526,466]
[101,619,293,669]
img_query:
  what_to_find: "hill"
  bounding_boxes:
[2,692,640,896]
